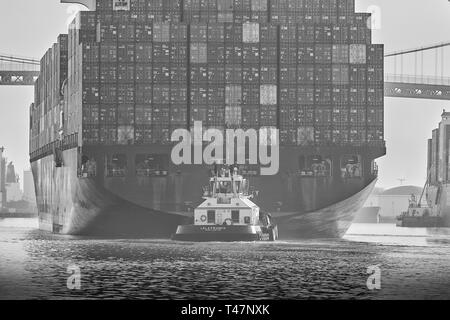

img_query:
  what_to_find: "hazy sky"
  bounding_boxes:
[1,0,450,190]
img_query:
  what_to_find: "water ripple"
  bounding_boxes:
[0,224,449,300]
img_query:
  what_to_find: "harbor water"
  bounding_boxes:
[0,219,449,300]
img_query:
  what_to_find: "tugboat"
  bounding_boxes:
[172,166,278,242]
[397,193,444,228]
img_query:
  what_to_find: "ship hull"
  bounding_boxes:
[32,144,384,238]
[273,178,377,239]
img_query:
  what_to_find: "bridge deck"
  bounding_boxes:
[0,71,39,86]
[385,83,450,100]
[384,75,450,100]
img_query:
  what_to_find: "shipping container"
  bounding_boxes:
[99,104,117,124]
[297,126,314,146]
[243,22,260,43]
[332,127,349,144]
[191,42,208,63]
[332,64,349,85]
[118,104,135,124]
[367,44,384,65]
[32,0,384,155]
[349,44,366,64]
[260,85,277,105]
[118,125,135,144]
[349,86,367,105]
[349,107,366,124]
[135,104,153,124]
[367,65,383,84]
[314,125,333,144]
[367,106,383,125]
[136,43,153,62]
[135,84,153,103]
[297,65,314,84]
[135,125,153,144]
[99,125,117,144]
[225,105,242,126]
[350,126,367,144]
[135,24,153,42]
[153,23,170,42]
[242,105,260,125]
[99,85,117,104]
[367,86,384,105]
[297,86,314,105]
[135,64,153,82]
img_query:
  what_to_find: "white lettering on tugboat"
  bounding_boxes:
[200,226,227,232]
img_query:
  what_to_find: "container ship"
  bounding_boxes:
[397,110,450,229]
[29,0,385,238]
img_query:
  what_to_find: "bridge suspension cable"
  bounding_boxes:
[385,41,449,85]
[0,54,40,86]
[0,54,40,65]
[385,42,450,57]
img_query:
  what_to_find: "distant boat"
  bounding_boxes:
[397,111,450,229]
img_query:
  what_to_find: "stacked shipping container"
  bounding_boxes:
[31,0,384,154]
[30,34,68,156]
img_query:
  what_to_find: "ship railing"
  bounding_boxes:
[299,170,331,177]
[340,171,363,179]
[385,74,450,86]
[29,132,78,162]
[401,206,434,218]
[294,141,386,148]
[241,169,259,176]
[106,168,127,177]
[136,168,168,177]
[78,168,96,178]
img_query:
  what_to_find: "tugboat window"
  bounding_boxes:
[107,154,127,177]
[341,155,362,178]
[135,154,169,176]
[218,181,233,193]
[207,210,216,224]
[299,155,332,177]
[231,210,240,224]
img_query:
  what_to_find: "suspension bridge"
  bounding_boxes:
[1,41,450,100]
[0,54,40,86]
[384,42,450,100]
